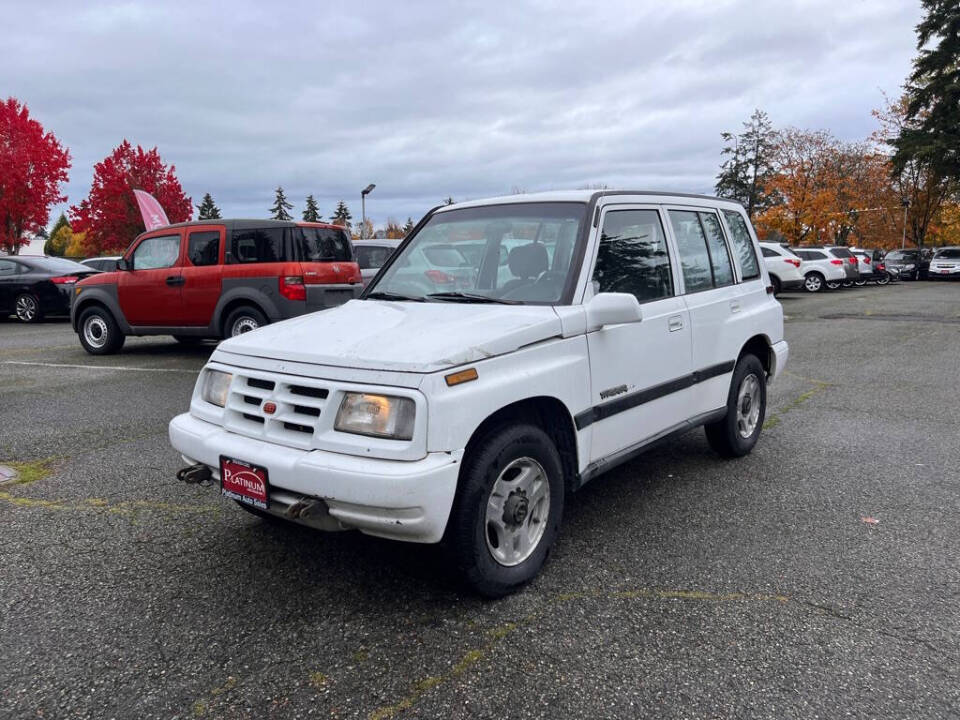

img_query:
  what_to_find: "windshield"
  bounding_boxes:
[934,248,960,259]
[367,202,586,304]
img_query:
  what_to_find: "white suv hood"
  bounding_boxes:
[218,299,564,373]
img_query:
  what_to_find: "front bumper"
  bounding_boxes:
[169,413,462,543]
[929,266,960,277]
[770,340,789,382]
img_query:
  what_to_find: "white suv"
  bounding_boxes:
[792,247,848,292]
[759,242,804,294]
[169,191,788,596]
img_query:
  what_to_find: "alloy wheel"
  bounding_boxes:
[736,373,762,439]
[15,295,37,322]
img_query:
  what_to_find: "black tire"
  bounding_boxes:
[445,424,564,598]
[770,275,781,296]
[841,280,853,288]
[705,354,767,459]
[854,279,867,287]
[825,279,841,290]
[803,272,825,293]
[14,293,42,323]
[875,273,890,286]
[223,306,268,338]
[77,306,125,355]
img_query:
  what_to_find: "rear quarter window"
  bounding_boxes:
[298,228,352,262]
[722,210,761,280]
[230,228,288,263]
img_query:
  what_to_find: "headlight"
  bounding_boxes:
[201,370,233,407]
[335,393,415,440]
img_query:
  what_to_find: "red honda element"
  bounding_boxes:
[71,219,361,354]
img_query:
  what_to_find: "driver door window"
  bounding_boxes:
[132,234,181,270]
[592,209,673,303]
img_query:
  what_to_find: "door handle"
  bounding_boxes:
[730,301,741,313]
[166,275,185,287]
[668,315,684,332]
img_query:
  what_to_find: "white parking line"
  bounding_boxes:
[0,361,197,374]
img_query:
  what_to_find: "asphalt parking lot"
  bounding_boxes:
[2,282,959,720]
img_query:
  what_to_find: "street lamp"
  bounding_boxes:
[361,183,376,239]
[901,198,910,249]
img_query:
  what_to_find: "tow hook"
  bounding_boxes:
[177,463,212,486]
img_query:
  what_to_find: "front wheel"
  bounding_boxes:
[705,354,767,459]
[78,306,125,355]
[223,306,267,338]
[854,279,867,287]
[825,280,842,290]
[875,274,890,286]
[445,424,564,597]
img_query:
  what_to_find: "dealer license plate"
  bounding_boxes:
[220,456,269,509]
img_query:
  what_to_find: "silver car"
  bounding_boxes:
[929,247,960,280]
[353,239,402,287]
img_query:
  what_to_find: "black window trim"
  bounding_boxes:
[130,231,184,271]
[592,205,676,306]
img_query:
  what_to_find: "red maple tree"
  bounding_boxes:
[0,98,71,254]
[70,140,192,255]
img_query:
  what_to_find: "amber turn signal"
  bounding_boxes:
[445,368,478,386]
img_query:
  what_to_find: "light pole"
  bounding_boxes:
[901,198,910,249]
[361,184,376,239]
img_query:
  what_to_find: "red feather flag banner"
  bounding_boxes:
[133,189,170,231]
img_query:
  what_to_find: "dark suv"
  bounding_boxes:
[72,219,362,354]
[883,249,929,280]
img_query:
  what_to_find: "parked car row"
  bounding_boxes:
[758,242,960,294]
[0,256,101,322]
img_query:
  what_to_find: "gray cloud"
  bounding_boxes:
[1,0,921,229]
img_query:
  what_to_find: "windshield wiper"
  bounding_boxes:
[425,291,520,304]
[365,291,425,302]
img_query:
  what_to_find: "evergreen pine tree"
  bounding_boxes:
[302,195,321,222]
[403,217,415,235]
[270,186,294,221]
[330,200,352,227]
[714,109,777,219]
[196,193,221,220]
[889,0,960,247]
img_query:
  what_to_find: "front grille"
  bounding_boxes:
[222,372,331,449]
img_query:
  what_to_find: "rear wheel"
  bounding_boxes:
[15,293,42,323]
[705,354,766,459]
[223,306,267,338]
[445,424,564,597]
[875,273,890,286]
[770,275,782,296]
[78,306,125,355]
[803,273,824,293]
[854,279,867,287]
[825,279,842,290]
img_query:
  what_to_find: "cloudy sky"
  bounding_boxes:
[3,0,921,230]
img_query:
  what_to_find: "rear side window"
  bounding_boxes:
[700,213,734,286]
[356,245,394,270]
[795,250,826,261]
[231,228,287,263]
[761,247,779,258]
[298,227,352,262]
[723,211,761,280]
[0,260,18,276]
[593,209,674,303]
[830,248,853,259]
[669,210,734,292]
[188,230,221,266]
[132,234,181,270]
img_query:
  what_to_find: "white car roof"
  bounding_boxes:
[437,190,745,212]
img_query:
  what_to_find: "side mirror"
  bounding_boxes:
[586,292,643,331]
[117,257,131,271]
